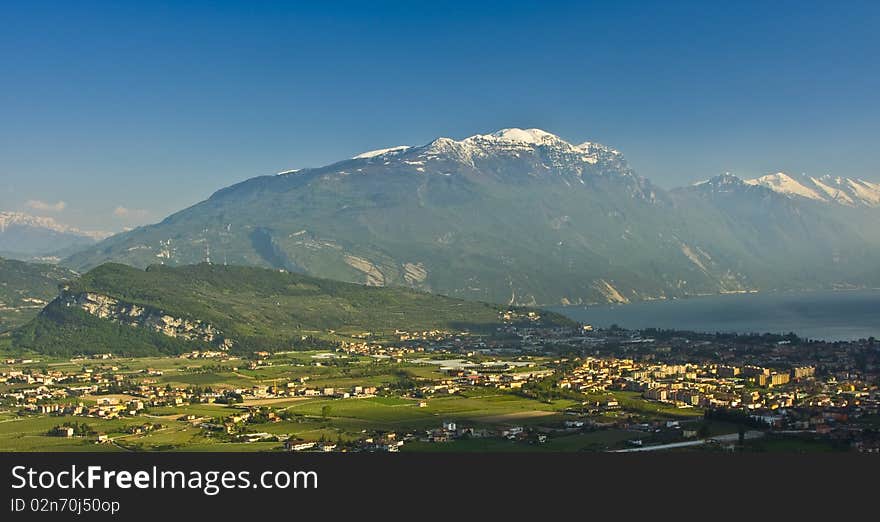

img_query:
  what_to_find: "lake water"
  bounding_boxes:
[551,290,880,341]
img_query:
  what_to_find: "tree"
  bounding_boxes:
[321,405,332,419]
[697,422,710,438]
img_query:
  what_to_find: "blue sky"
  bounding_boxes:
[2,0,879,232]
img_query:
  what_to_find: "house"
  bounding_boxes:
[428,430,449,443]
[501,426,524,439]
[242,432,272,443]
[286,441,316,451]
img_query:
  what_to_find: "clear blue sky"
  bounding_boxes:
[2,0,879,232]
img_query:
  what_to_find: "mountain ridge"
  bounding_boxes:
[12,262,570,356]
[61,128,880,306]
[744,171,880,207]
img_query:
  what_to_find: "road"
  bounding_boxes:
[611,430,765,452]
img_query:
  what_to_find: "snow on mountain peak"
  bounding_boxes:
[352,145,412,159]
[810,175,855,205]
[745,172,825,201]
[845,178,880,206]
[743,172,880,207]
[400,128,631,176]
[710,172,744,184]
[288,128,631,180]
[0,211,110,240]
[455,128,569,150]
[575,141,622,156]
[486,128,559,144]
[690,173,753,193]
[418,128,565,160]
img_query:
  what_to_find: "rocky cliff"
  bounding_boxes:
[58,289,233,350]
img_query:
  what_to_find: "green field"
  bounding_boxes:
[0,388,579,451]
[0,348,723,452]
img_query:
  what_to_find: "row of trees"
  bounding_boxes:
[47,421,96,437]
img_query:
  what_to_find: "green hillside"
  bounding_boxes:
[0,257,77,332]
[13,263,571,356]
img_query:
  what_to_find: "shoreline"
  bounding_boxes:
[549,288,880,342]
[552,286,880,311]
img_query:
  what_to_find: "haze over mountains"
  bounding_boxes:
[0,211,108,260]
[60,128,880,306]
[0,257,77,332]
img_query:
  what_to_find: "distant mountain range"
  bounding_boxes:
[0,211,108,260]
[61,128,880,306]
[743,172,880,207]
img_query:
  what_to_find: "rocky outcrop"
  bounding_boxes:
[344,255,385,286]
[402,262,428,284]
[59,291,232,349]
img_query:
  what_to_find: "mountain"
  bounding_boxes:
[744,172,880,207]
[62,128,736,305]
[670,174,880,291]
[62,128,880,305]
[12,263,570,356]
[0,257,77,332]
[0,211,108,260]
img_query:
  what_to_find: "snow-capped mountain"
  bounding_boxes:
[0,212,108,239]
[63,128,880,305]
[691,172,756,191]
[745,172,880,207]
[0,211,109,259]
[350,128,631,179]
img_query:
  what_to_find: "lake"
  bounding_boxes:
[552,290,880,341]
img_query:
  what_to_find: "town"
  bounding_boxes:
[1,319,878,453]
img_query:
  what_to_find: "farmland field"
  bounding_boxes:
[0,349,731,453]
